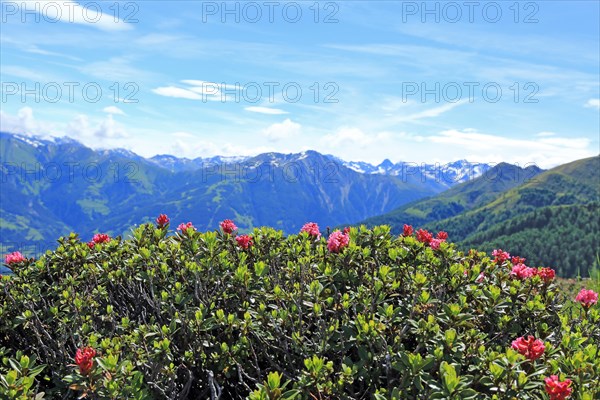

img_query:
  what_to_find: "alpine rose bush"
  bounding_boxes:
[545,375,573,400]
[87,233,110,248]
[327,230,349,253]
[0,223,598,399]
[493,248,510,264]
[430,238,444,251]
[74,346,96,376]
[156,214,170,228]
[511,336,545,360]
[415,228,433,243]
[235,234,253,249]
[177,221,195,234]
[300,222,320,238]
[538,267,556,284]
[220,219,237,234]
[511,263,538,279]
[575,289,598,308]
[4,251,26,265]
[402,224,413,236]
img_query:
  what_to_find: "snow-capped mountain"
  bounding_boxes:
[326,155,491,187]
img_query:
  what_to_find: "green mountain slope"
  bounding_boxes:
[358,156,599,277]
[0,132,447,258]
[360,162,544,230]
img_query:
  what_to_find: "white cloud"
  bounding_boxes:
[428,129,594,168]
[103,106,125,115]
[321,127,391,147]
[391,100,468,123]
[94,114,127,138]
[262,119,301,141]
[20,0,132,31]
[245,106,288,115]
[535,131,556,137]
[1,107,128,142]
[0,107,53,136]
[171,131,195,139]
[66,113,127,139]
[169,139,274,159]
[152,86,203,100]
[584,99,600,109]
[1,65,48,81]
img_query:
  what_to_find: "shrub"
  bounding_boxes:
[1,221,599,399]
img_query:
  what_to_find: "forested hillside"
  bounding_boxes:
[361,156,600,277]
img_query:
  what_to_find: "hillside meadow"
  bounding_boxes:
[1,217,598,399]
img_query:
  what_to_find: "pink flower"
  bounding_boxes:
[87,233,110,248]
[511,336,545,361]
[538,267,555,284]
[236,235,253,249]
[177,222,195,234]
[403,224,413,236]
[220,219,237,234]
[156,214,170,228]
[511,256,526,265]
[575,289,598,308]
[430,238,444,250]
[300,222,320,238]
[75,346,96,376]
[544,375,572,400]
[492,249,510,264]
[327,230,350,253]
[415,229,433,244]
[511,263,538,279]
[5,251,26,265]
[476,272,486,283]
[436,231,448,240]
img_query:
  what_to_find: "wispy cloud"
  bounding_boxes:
[321,127,391,148]
[103,106,126,115]
[19,0,133,31]
[429,129,594,168]
[152,86,203,100]
[584,99,600,110]
[245,106,288,115]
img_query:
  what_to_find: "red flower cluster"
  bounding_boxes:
[511,256,526,265]
[5,251,26,265]
[430,238,444,251]
[538,267,556,284]
[300,222,320,238]
[511,263,538,279]
[415,229,433,244]
[402,224,413,236]
[492,249,510,264]
[236,235,253,249]
[429,232,448,250]
[544,375,572,400]
[156,214,170,228]
[327,230,350,253]
[87,233,110,248]
[511,336,545,360]
[575,289,598,308]
[75,346,96,376]
[220,219,238,235]
[177,222,195,234]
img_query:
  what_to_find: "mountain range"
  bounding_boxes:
[359,156,600,277]
[0,131,488,258]
[2,131,597,277]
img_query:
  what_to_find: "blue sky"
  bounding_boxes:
[1,0,598,167]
